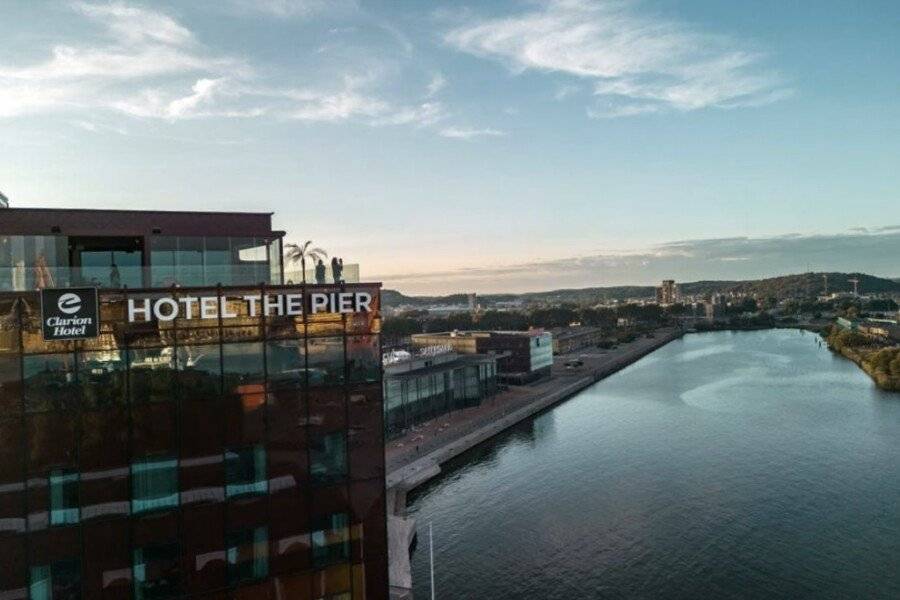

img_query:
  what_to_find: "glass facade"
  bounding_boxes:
[148,236,278,288]
[0,283,387,599]
[383,356,498,439]
[530,333,554,372]
[0,235,283,291]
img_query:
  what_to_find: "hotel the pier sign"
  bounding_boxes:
[127,290,373,323]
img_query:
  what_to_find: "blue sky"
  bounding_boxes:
[1,0,898,293]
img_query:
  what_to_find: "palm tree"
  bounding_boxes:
[284,241,328,284]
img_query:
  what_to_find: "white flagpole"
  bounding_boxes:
[429,521,436,600]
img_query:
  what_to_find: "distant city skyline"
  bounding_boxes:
[2,1,898,294]
[373,228,900,295]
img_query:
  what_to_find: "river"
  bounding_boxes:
[408,329,900,599]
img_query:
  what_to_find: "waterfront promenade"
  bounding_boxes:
[386,327,683,491]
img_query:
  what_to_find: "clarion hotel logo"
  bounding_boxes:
[40,288,100,341]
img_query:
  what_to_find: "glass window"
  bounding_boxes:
[129,348,175,404]
[0,235,67,291]
[307,337,344,386]
[149,237,177,287]
[223,342,264,389]
[231,237,268,286]
[78,350,126,409]
[132,456,178,514]
[23,354,77,413]
[225,445,267,498]
[226,526,269,585]
[177,345,221,401]
[311,513,350,568]
[346,336,380,383]
[175,237,203,287]
[0,356,21,417]
[310,432,347,484]
[266,340,305,389]
[49,469,79,526]
[29,559,80,600]
[203,237,231,286]
[133,543,180,600]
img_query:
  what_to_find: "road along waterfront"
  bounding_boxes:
[407,329,900,599]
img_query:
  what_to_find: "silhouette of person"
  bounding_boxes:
[315,259,326,284]
[331,257,340,284]
[110,262,121,288]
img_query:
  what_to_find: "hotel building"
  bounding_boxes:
[0,208,388,599]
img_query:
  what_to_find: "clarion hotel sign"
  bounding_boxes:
[41,288,374,340]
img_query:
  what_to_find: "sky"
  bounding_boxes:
[1,0,898,294]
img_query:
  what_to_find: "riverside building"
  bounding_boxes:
[0,208,388,599]
[382,348,499,439]
[410,330,553,384]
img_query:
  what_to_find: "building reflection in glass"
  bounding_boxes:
[0,284,387,599]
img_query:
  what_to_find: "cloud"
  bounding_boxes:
[0,2,239,117]
[376,229,900,295]
[0,2,447,133]
[426,73,447,97]
[446,0,790,117]
[554,84,580,101]
[229,0,358,19]
[439,127,506,139]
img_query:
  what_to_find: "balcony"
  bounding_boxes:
[0,264,282,291]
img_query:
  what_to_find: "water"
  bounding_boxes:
[408,330,900,599]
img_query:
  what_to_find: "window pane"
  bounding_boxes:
[132,456,178,514]
[149,236,177,288]
[177,345,221,401]
[23,354,77,412]
[309,432,347,484]
[129,348,175,404]
[49,469,79,526]
[346,336,379,383]
[266,340,305,389]
[78,350,126,409]
[225,445,267,498]
[133,543,180,600]
[306,338,344,386]
[30,559,80,600]
[175,237,203,287]
[0,356,21,417]
[223,342,264,389]
[311,513,350,568]
[226,527,269,585]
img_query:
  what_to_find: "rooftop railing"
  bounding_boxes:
[0,264,281,292]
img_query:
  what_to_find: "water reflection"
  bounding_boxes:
[410,330,900,599]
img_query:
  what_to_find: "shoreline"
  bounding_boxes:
[386,327,686,494]
[384,328,685,598]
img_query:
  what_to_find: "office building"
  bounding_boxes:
[410,330,553,384]
[383,349,499,439]
[550,326,604,355]
[0,208,388,599]
[656,280,679,305]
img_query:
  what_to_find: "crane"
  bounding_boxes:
[848,277,860,297]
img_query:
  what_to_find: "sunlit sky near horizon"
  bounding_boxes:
[1,0,898,294]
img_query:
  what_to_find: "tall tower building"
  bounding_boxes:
[656,280,679,305]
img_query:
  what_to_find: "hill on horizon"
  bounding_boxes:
[383,272,900,308]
